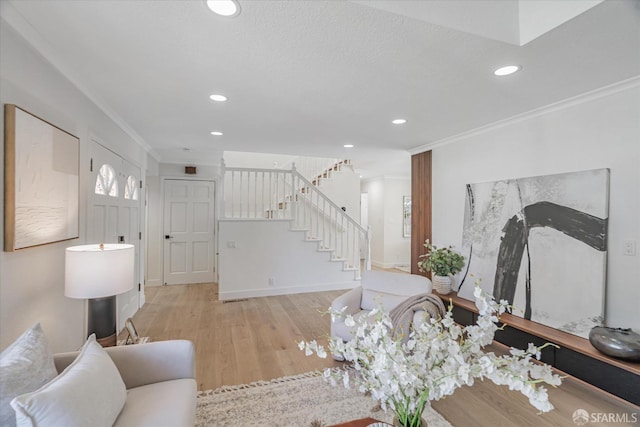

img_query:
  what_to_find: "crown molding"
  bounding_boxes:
[409,75,640,155]
[1,3,161,163]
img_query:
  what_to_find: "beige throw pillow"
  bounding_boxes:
[0,323,57,427]
[11,334,126,427]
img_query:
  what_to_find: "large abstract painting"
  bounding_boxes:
[4,105,79,251]
[458,169,609,339]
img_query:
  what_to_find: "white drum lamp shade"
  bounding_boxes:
[65,244,135,299]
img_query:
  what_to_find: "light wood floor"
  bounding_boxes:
[128,283,342,391]
[127,283,639,426]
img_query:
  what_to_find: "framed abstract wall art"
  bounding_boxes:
[458,169,609,339]
[4,104,79,251]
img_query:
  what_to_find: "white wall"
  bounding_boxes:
[218,220,358,299]
[145,175,163,286]
[144,154,161,285]
[362,177,411,269]
[430,80,640,331]
[159,163,220,179]
[223,151,297,169]
[362,179,384,266]
[316,168,361,223]
[0,21,148,352]
[383,178,411,267]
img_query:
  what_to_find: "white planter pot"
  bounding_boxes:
[432,275,452,294]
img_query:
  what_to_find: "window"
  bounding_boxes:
[124,175,139,200]
[95,164,118,197]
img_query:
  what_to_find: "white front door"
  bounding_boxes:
[88,141,143,332]
[163,179,215,285]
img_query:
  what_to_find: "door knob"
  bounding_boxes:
[165,235,172,239]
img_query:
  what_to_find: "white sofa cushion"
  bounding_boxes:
[114,378,197,427]
[361,270,431,294]
[360,270,431,311]
[11,334,126,427]
[0,323,57,427]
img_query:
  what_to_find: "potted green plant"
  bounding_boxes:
[417,240,465,294]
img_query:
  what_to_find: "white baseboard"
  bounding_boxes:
[219,280,360,301]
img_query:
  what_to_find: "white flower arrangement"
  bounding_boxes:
[299,282,562,427]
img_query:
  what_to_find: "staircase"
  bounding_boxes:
[306,159,353,189]
[221,160,370,280]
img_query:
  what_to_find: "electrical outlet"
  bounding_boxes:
[268,277,275,287]
[623,239,636,256]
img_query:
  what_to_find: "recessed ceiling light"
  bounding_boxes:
[209,94,227,102]
[344,144,354,148]
[210,131,223,136]
[494,65,521,76]
[206,0,240,17]
[392,119,407,125]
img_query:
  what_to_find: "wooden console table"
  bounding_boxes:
[435,291,640,405]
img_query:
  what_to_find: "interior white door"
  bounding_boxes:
[88,142,142,332]
[163,179,215,285]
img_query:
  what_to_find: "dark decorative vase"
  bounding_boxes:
[588,326,640,362]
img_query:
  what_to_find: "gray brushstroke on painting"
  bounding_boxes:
[494,201,608,320]
[460,169,609,339]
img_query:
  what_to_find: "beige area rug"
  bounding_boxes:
[196,371,452,427]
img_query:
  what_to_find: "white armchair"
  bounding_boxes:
[331,270,432,343]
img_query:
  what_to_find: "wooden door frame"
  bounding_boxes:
[411,151,432,276]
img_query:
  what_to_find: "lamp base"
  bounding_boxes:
[88,296,117,347]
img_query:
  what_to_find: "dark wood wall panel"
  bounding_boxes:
[411,151,432,275]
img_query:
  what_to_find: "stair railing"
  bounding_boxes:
[283,157,352,187]
[221,161,370,278]
[290,165,370,277]
[222,164,296,220]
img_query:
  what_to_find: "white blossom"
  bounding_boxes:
[299,281,562,426]
[316,344,327,359]
[345,315,356,327]
[527,342,542,360]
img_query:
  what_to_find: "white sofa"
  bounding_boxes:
[53,340,197,427]
[331,270,432,343]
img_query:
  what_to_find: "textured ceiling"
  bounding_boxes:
[2,0,639,177]
[352,0,606,45]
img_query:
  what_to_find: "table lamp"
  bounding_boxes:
[65,243,134,347]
